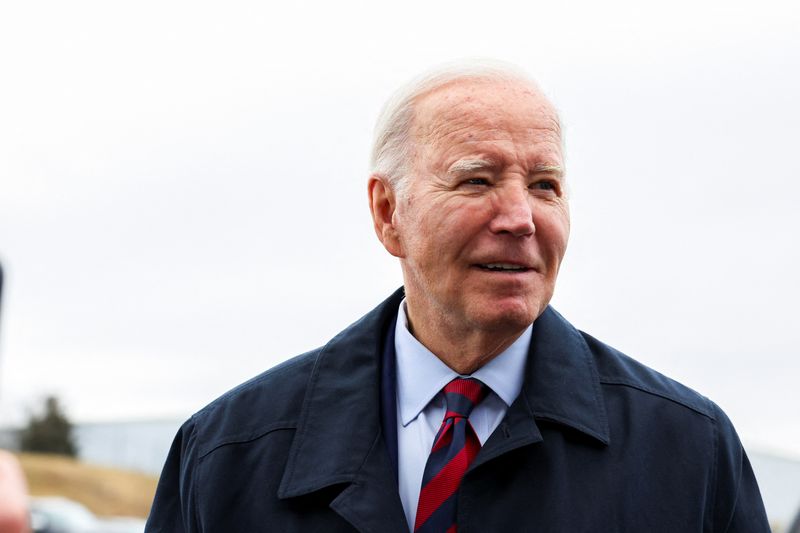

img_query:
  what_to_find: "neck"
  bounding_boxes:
[404,303,527,375]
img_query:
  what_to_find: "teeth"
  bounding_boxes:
[481,263,525,271]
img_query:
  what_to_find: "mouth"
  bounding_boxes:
[473,262,532,273]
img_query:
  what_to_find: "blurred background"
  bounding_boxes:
[1,0,798,531]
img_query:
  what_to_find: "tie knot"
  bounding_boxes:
[442,377,488,420]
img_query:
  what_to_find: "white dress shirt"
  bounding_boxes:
[394,299,531,530]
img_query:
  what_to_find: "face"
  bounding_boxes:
[385,79,570,337]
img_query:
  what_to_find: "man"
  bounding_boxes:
[146,64,770,532]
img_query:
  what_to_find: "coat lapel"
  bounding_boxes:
[277,289,408,532]
[329,432,409,533]
[473,306,610,470]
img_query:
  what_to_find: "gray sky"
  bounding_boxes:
[1,0,798,458]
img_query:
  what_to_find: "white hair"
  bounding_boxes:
[370,60,559,198]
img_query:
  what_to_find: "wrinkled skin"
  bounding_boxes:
[369,78,570,373]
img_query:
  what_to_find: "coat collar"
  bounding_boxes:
[277,289,610,511]
[277,289,409,532]
[471,305,611,468]
[524,305,610,443]
[278,289,403,500]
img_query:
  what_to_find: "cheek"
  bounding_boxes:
[554,215,571,248]
[538,210,570,254]
[395,208,439,263]
[399,193,492,259]
[406,202,453,241]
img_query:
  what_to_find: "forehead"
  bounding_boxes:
[410,79,562,165]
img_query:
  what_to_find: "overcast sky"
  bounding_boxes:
[1,0,798,458]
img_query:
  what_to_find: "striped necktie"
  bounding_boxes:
[414,377,488,532]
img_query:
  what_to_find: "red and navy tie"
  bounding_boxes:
[414,377,489,533]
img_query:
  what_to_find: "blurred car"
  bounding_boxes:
[29,496,145,533]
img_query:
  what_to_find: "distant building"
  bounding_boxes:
[0,418,182,475]
[73,418,183,475]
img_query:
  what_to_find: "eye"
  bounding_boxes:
[463,177,490,186]
[530,180,556,191]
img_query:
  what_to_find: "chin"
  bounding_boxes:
[470,298,542,332]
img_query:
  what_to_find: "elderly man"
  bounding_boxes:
[146,64,769,532]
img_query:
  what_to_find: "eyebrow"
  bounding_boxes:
[446,158,497,175]
[447,159,564,177]
[531,163,564,177]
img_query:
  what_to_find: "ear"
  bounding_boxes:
[368,175,404,257]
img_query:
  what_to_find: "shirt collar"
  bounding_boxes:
[394,299,530,427]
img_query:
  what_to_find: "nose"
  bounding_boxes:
[488,184,535,237]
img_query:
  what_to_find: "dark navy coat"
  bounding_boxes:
[145,289,769,532]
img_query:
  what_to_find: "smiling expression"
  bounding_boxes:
[392,78,570,341]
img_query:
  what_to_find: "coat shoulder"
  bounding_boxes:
[579,330,716,420]
[190,349,321,459]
